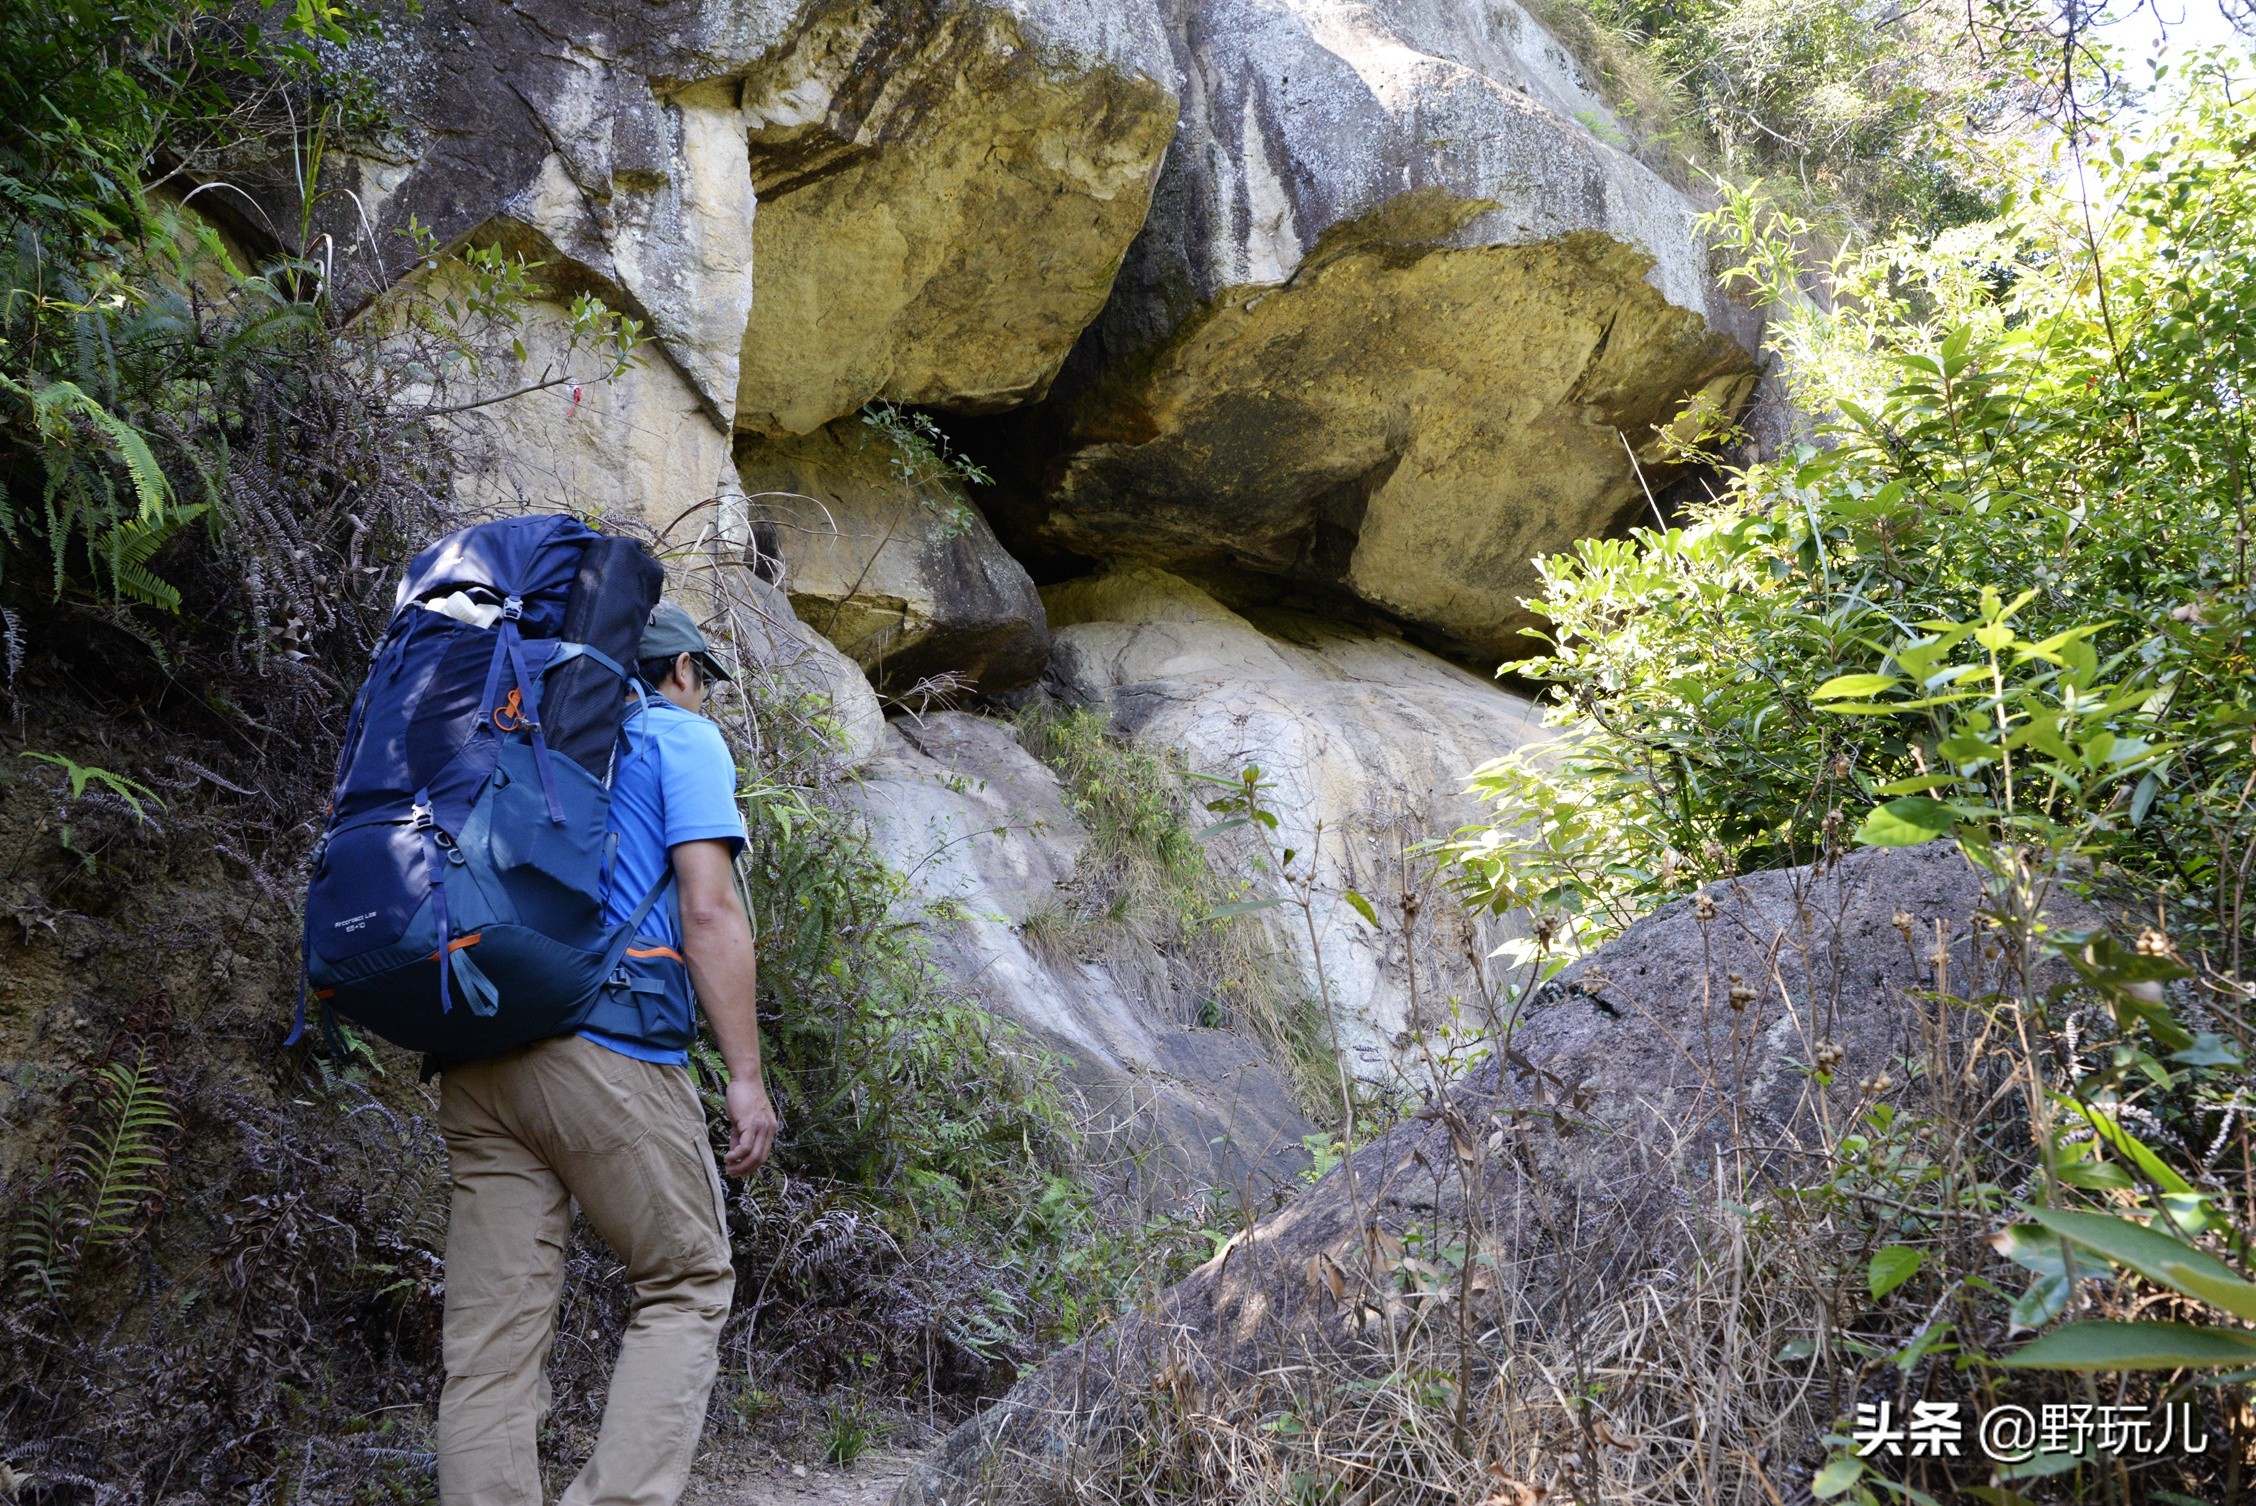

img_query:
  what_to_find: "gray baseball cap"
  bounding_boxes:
[640,600,733,683]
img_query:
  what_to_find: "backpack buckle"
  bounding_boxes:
[409,803,433,831]
[500,596,524,622]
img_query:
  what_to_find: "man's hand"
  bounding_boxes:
[724,1075,777,1176]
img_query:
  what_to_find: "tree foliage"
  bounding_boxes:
[1451,55,2256,962]
[1553,0,2133,233]
[1441,59,2256,1492]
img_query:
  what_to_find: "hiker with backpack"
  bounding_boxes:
[298,518,777,1506]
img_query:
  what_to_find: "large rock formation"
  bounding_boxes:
[737,423,1051,696]
[896,844,2105,1504]
[220,0,1781,1204]
[228,0,1178,531]
[262,0,1759,665]
[1001,0,1763,660]
[1043,567,1550,1077]
[733,0,1178,434]
[849,711,1316,1195]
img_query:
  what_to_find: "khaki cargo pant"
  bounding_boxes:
[436,1034,735,1506]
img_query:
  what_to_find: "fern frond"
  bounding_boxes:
[59,1049,179,1250]
[18,752,161,820]
[8,1190,72,1302]
[110,556,182,610]
[101,506,201,610]
[26,380,172,523]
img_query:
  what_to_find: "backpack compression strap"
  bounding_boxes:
[414,788,501,1019]
[599,863,680,981]
[498,598,566,825]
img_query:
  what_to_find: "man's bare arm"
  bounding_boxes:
[672,837,775,1175]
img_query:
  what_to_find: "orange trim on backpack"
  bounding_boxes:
[625,945,686,965]
[427,933,483,961]
[313,988,336,1001]
[493,687,527,732]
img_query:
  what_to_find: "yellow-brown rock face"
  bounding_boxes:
[734,1,1179,435]
[1016,0,1764,662]
[1045,227,1756,661]
[737,423,1050,694]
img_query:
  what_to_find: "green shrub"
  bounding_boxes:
[1539,0,2112,235]
[0,1,374,613]
[1434,60,2256,1501]
[1015,701,1337,1117]
[1448,57,2256,965]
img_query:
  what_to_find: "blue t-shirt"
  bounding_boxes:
[579,696,747,1065]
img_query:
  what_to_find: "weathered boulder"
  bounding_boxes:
[240,0,1175,527]
[896,844,2106,1504]
[1006,0,1764,661]
[1044,568,1550,1079]
[737,424,1050,696]
[733,0,1179,434]
[847,711,1315,1195]
[721,576,889,770]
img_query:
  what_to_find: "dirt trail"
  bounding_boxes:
[686,1446,919,1506]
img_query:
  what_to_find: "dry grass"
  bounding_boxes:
[1012,701,1339,1121]
[923,856,2253,1505]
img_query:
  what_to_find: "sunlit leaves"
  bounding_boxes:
[2003,1320,2256,1370]
[1853,797,1958,847]
[1869,1244,1926,1299]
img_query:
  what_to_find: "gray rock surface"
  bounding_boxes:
[1007,0,1763,661]
[895,843,2105,1504]
[721,576,889,770]
[329,4,770,420]
[738,425,1051,696]
[847,712,1316,1195]
[1043,568,1551,1080]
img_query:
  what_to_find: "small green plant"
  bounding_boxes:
[859,401,989,537]
[7,1041,181,1304]
[818,1390,878,1466]
[1570,108,1629,148]
[19,751,158,818]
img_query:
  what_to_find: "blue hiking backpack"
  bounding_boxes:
[292,514,679,1063]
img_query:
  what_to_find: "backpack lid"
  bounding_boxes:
[391,514,603,623]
